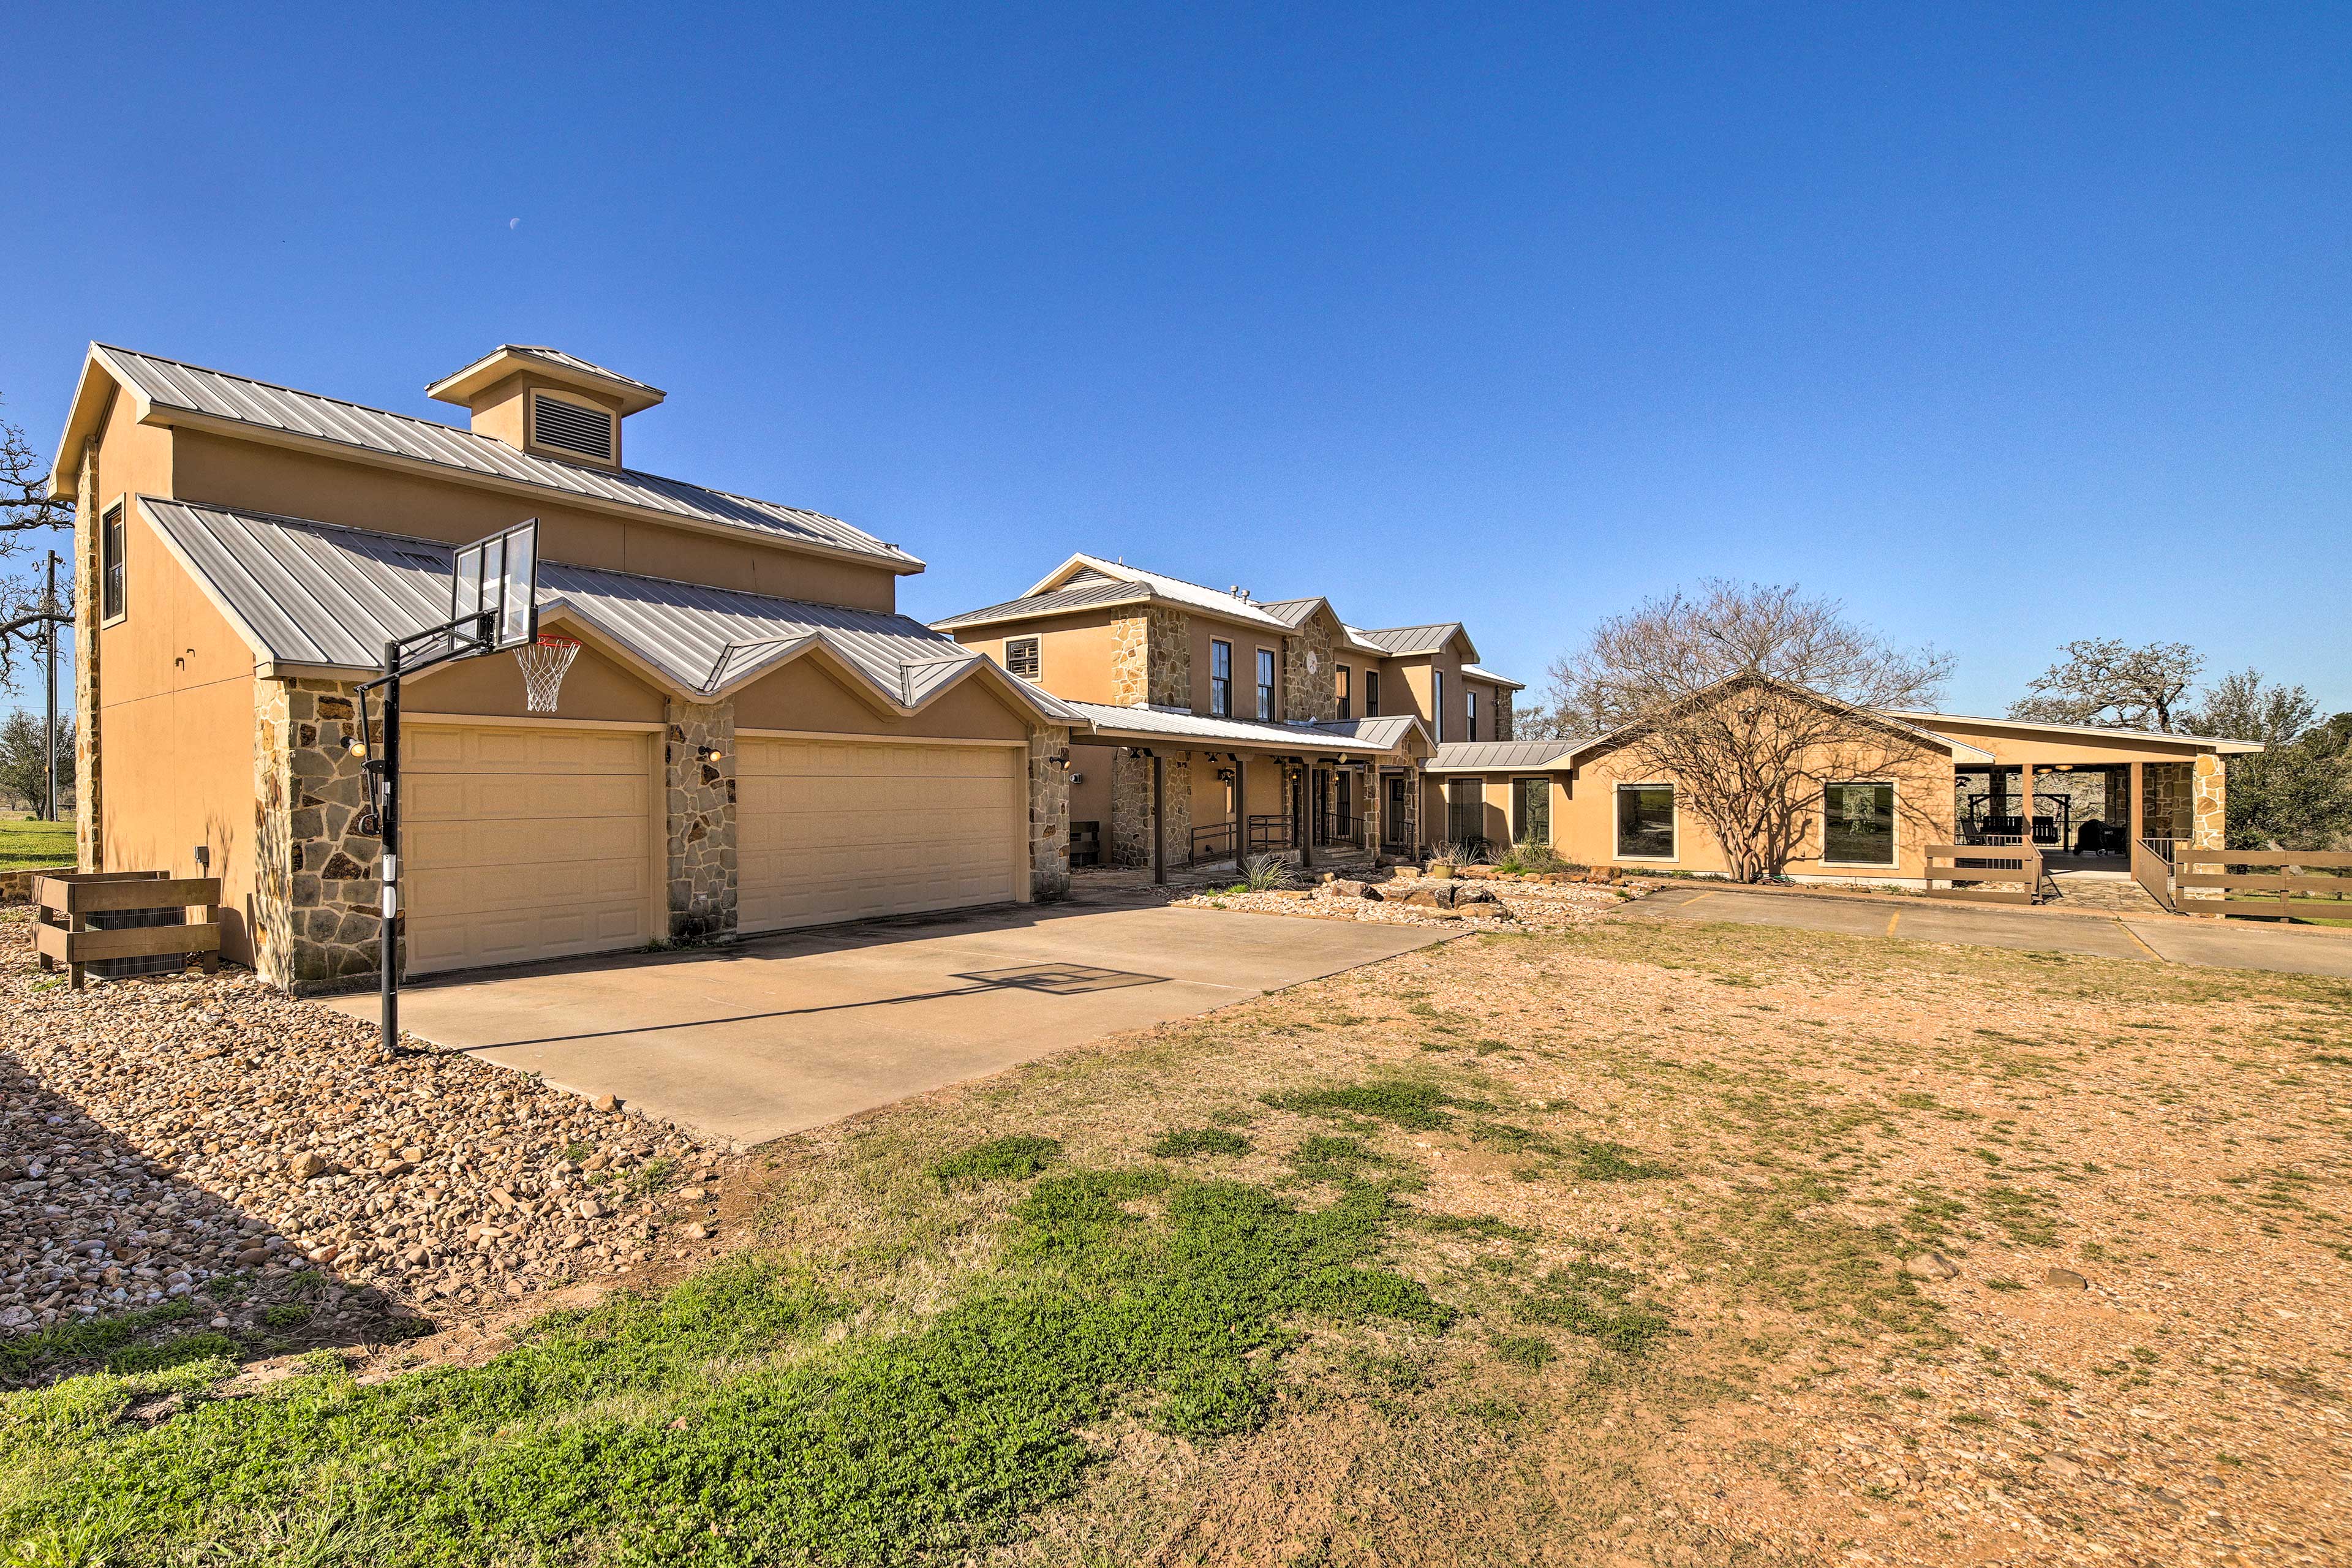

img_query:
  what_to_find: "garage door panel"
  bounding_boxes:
[402,725,654,974]
[737,737,1022,933]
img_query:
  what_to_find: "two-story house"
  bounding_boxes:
[49,342,1084,989]
[933,555,1525,872]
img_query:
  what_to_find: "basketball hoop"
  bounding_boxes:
[518,633,582,714]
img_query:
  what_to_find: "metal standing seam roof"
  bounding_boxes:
[929,579,1155,628]
[1311,715,1428,752]
[433,344,665,398]
[1426,740,1581,771]
[89,345,920,571]
[1035,554,1294,630]
[1252,597,1329,628]
[1889,710,2262,755]
[137,497,1078,722]
[1458,663,1524,690]
[1063,701,1406,755]
[1351,622,1466,656]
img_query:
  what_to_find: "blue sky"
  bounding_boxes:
[4,3,2346,719]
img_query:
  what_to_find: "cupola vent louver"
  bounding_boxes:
[530,392,616,460]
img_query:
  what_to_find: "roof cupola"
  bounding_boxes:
[426,345,664,469]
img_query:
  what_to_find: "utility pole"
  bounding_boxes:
[42,550,59,823]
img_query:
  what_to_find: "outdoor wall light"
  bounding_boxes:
[1052,748,1072,769]
[697,745,726,763]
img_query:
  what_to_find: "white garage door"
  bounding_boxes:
[402,725,658,975]
[737,737,1025,934]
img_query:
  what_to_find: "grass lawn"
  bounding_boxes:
[4,916,2347,1565]
[0,816,72,871]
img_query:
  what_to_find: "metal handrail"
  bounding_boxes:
[1246,815,1292,853]
[1188,822,1236,865]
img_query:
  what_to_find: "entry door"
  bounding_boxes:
[1384,775,1409,845]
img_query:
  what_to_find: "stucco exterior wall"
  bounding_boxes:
[1188,616,1281,720]
[166,428,901,613]
[729,661,1033,740]
[404,639,663,726]
[948,612,1125,705]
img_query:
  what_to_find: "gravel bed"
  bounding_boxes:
[0,913,737,1344]
[1170,875,1643,930]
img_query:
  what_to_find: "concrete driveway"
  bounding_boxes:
[325,896,1446,1146]
[1637,884,2352,978]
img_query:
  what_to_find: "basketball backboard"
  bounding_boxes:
[451,519,538,654]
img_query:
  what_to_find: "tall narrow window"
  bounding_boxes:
[1003,636,1041,679]
[1615,784,1676,859]
[1512,777,1551,845]
[1466,690,1479,741]
[1431,670,1447,743]
[1365,669,1381,716]
[1210,639,1232,717]
[1256,647,1275,719]
[101,502,126,620]
[1824,782,1897,865]
[1336,665,1351,721]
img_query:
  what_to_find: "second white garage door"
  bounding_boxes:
[402,724,659,975]
[737,737,1025,934]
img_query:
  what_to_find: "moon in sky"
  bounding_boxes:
[509,217,521,230]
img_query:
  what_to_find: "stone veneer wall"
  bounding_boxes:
[2143,762,2194,840]
[1109,748,1194,870]
[1109,606,1191,709]
[1494,693,1515,741]
[664,700,737,944]
[255,677,386,991]
[1028,725,1072,899]
[1283,616,1338,723]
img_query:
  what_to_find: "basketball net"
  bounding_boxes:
[518,633,583,714]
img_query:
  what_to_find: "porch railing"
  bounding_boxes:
[1314,812,1362,847]
[1246,815,1293,855]
[1188,821,1237,865]
[1924,843,2044,907]
[2174,848,2352,920]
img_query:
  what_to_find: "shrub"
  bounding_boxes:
[1241,853,1291,892]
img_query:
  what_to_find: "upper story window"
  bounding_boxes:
[1365,669,1381,716]
[1336,665,1351,721]
[1004,636,1041,679]
[1210,639,1232,716]
[529,390,617,461]
[1466,690,1479,741]
[101,502,127,621]
[1256,648,1276,719]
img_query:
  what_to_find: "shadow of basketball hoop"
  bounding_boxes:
[947,963,1163,995]
[433,962,1174,1050]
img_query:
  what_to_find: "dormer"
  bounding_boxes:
[426,345,665,470]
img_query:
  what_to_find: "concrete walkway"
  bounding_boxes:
[327,894,1447,1147]
[1635,884,2352,978]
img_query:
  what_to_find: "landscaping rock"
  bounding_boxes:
[287,1152,330,1180]
[1321,878,1374,900]
[1903,1251,1960,1280]
[2041,1265,2088,1290]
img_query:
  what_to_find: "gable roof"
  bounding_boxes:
[137,496,1076,724]
[929,578,1153,630]
[54,345,920,573]
[1253,596,1332,629]
[1352,622,1474,658]
[1022,553,1293,630]
[1459,663,1523,690]
[1061,701,1416,756]
[1558,676,1997,767]
[425,344,666,414]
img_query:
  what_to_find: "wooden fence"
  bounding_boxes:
[2131,837,2179,913]
[33,871,221,991]
[2173,849,2352,921]
[1925,843,2043,907]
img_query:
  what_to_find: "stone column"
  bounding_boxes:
[72,448,100,871]
[1027,725,1072,900]
[255,678,383,991]
[1494,692,1515,741]
[1110,749,1153,868]
[665,700,737,943]
[2191,753,2226,850]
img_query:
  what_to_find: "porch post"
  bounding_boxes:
[1151,752,1165,886]
[2019,760,2035,845]
[1299,766,1313,871]
[1235,755,1248,873]
[2128,761,2144,846]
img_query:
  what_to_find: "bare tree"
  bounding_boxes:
[0,394,76,694]
[2010,638,2201,733]
[1544,581,1953,882]
[2179,667,2315,746]
[1507,698,1581,742]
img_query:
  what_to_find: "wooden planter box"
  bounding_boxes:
[33,871,221,992]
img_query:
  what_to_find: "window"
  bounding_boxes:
[1431,669,1447,743]
[1447,778,1483,844]
[1824,781,1896,865]
[1365,669,1381,716]
[529,391,616,461]
[1256,647,1276,719]
[101,502,126,620]
[1336,665,1351,721]
[1003,636,1041,679]
[1511,777,1550,845]
[1466,690,1479,741]
[1210,639,1232,717]
[1616,784,1676,859]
